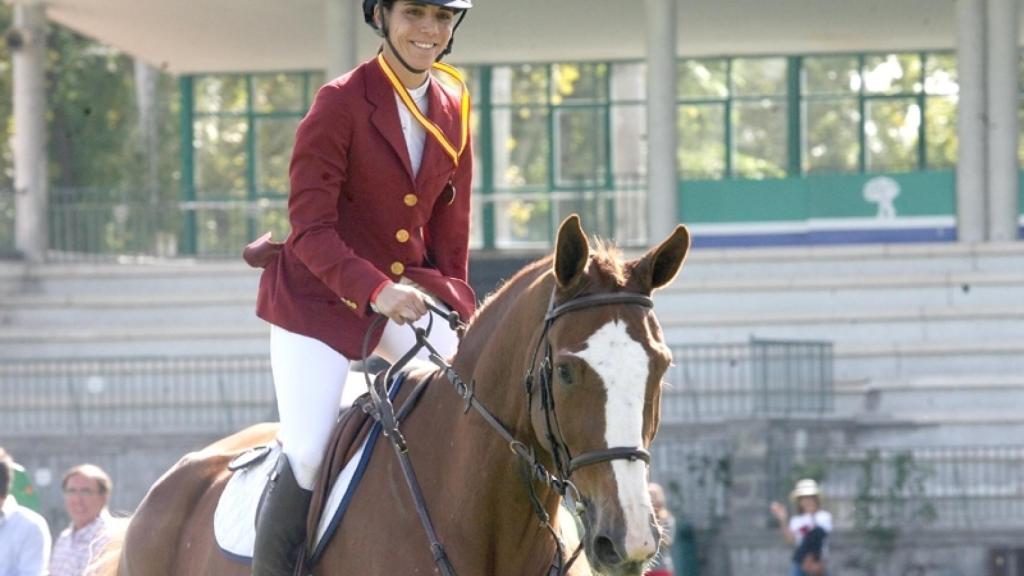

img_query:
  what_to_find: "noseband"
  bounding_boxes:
[357,287,656,576]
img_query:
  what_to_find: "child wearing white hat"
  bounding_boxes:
[770,478,832,576]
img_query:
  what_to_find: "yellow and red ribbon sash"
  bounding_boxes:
[377,53,471,168]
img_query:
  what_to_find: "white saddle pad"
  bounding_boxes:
[213,371,404,563]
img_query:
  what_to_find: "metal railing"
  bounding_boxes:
[0,182,651,261]
[816,445,1024,530]
[0,356,276,435]
[662,339,834,423]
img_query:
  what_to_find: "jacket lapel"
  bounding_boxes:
[415,79,458,190]
[366,61,415,182]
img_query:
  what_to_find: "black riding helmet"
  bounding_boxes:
[363,0,472,63]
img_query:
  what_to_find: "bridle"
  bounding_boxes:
[525,291,654,483]
[352,286,655,576]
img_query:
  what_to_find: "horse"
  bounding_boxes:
[97,214,691,576]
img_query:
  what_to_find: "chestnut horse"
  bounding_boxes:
[100,215,690,576]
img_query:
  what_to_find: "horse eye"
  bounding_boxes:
[556,363,573,384]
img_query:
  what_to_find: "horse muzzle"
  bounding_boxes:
[583,510,660,576]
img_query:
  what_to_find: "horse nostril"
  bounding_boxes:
[593,534,623,566]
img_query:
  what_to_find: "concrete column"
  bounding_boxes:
[986,0,1020,241]
[12,1,48,262]
[325,0,359,81]
[955,0,987,243]
[644,0,679,244]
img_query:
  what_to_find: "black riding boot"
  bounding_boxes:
[252,455,313,576]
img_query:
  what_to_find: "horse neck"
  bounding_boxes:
[432,264,566,572]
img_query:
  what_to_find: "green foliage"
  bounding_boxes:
[851,449,937,568]
[0,4,14,188]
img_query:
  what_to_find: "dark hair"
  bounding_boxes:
[0,447,13,499]
[62,464,113,496]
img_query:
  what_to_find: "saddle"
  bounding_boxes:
[213,369,419,565]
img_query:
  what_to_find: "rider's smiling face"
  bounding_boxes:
[378,1,456,85]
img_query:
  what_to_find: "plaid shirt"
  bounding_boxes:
[49,510,112,576]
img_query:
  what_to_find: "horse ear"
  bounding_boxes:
[553,214,590,288]
[635,225,691,292]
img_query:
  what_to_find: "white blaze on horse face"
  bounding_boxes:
[572,319,658,560]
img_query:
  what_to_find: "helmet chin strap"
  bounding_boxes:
[380,12,429,76]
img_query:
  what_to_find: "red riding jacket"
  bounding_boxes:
[255,58,476,359]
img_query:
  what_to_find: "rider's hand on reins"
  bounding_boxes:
[373,282,429,325]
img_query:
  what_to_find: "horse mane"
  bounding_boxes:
[463,237,628,343]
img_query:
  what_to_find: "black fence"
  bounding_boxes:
[0,356,276,435]
[663,339,834,422]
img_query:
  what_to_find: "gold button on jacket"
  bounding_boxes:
[395,229,410,243]
[403,194,418,207]
[390,262,405,276]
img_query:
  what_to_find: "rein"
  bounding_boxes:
[357,289,654,576]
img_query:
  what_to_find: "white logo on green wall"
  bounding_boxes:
[863,176,901,220]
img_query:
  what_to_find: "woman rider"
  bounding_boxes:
[250,1,475,574]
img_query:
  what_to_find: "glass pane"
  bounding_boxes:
[551,63,608,104]
[804,100,860,173]
[803,56,860,95]
[678,59,728,99]
[925,53,958,96]
[733,99,788,179]
[1017,103,1024,165]
[732,58,787,97]
[1019,52,1024,92]
[195,75,248,114]
[255,117,300,195]
[253,73,306,113]
[193,117,248,199]
[469,194,483,250]
[926,95,958,169]
[612,62,646,102]
[611,104,647,180]
[555,107,607,186]
[492,64,548,105]
[256,205,290,244]
[864,53,923,94]
[495,197,552,247]
[679,103,725,179]
[492,107,550,188]
[865,98,920,172]
[196,208,248,256]
[306,71,326,106]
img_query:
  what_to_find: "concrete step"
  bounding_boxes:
[865,375,1024,414]
[834,375,1024,415]
[0,292,257,327]
[833,339,1024,381]
[662,305,1024,344]
[853,413,1024,448]
[0,325,270,358]
[0,259,260,297]
[678,241,1024,279]
[655,271,1024,315]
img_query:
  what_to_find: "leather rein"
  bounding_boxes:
[354,288,655,576]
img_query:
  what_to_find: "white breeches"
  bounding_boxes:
[269,312,459,490]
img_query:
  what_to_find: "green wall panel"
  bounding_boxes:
[679,171,955,224]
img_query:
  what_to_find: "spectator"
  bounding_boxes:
[646,483,676,576]
[770,478,832,576]
[50,464,115,576]
[0,447,51,576]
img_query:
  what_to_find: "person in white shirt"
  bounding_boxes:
[0,447,51,576]
[50,464,114,576]
[770,478,832,576]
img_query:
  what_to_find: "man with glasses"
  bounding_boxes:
[0,447,51,576]
[50,464,114,576]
